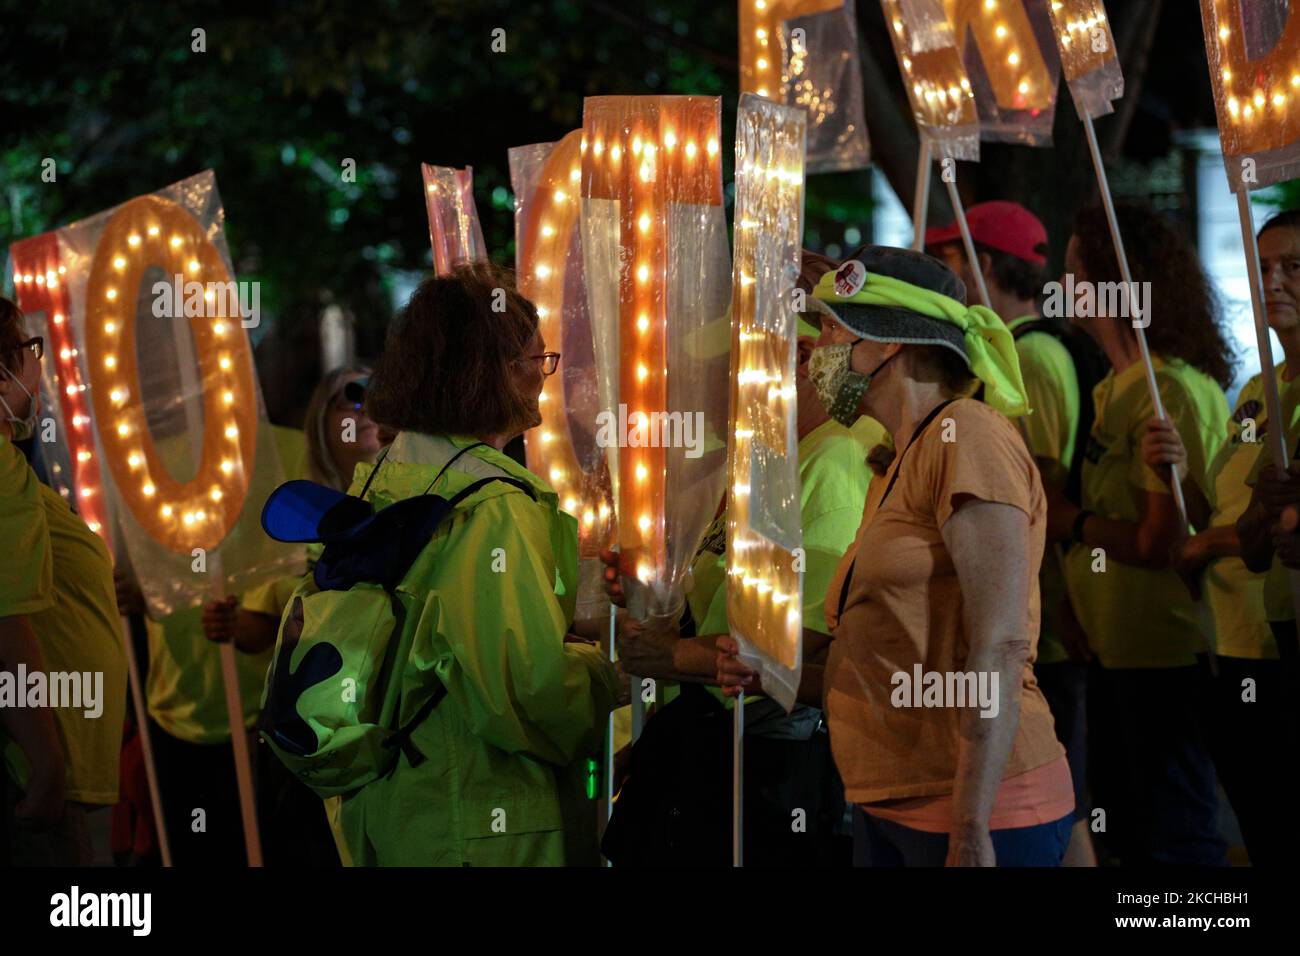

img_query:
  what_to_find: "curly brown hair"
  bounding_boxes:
[366,262,540,438]
[1072,203,1236,389]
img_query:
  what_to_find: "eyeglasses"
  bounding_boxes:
[17,336,43,362]
[524,352,561,376]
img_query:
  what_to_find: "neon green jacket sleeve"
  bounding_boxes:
[418,492,618,767]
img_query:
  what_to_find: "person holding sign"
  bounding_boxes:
[722,249,1073,867]
[0,297,127,865]
[1142,209,1300,868]
[1046,203,1235,867]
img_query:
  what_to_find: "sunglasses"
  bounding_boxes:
[331,379,367,412]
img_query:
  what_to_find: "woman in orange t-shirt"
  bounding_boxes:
[719,247,1072,866]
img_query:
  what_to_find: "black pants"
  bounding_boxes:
[1035,660,1089,823]
[1207,627,1300,867]
[148,719,250,866]
[1087,660,1227,866]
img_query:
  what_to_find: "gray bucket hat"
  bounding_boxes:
[804,245,972,369]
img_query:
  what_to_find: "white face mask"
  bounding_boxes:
[0,368,39,442]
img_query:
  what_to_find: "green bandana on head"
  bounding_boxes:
[811,267,1030,418]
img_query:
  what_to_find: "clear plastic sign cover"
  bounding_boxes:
[882,0,981,160]
[1044,0,1124,120]
[1200,0,1300,192]
[945,0,1061,146]
[726,94,807,713]
[510,132,617,626]
[421,164,488,274]
[10,171,301,617]
[738,0,870,174]
[580,95,732,622]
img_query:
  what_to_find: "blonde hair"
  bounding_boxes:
[304,365,371,491]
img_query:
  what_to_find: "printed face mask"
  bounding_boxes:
[0,369,38,442]
[808,339,892,427]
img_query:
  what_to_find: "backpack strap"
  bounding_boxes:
[383,681,450,769]
[1010,318,1063,342]
[421,441,490,496]
[445,475,537,508]
[378,474,539,771]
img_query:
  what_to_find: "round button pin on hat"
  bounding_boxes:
[833,259,867,297]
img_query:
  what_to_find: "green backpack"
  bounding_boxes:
[257,444,535,798]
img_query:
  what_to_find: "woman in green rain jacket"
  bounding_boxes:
[330,263,620,866]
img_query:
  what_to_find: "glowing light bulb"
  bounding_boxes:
[223,390,234,405]
[706,139,718,156]
[147,225,159,237]
[77,450,92,462]
[637,314,650,333]
[188,259,200,274]
[536,264,552,279]
[128,234,141,247]
[214,321,227,335]
[637,263,650,283]
[113,256,126,270]
[637,363,648,382]
[636,463,648,481]
[638,213,651,233]
[685,141,698,159]
[105,288,118,302]
[220,459,234,475]
[541,224,555,238]
[128,453,142,468]
[210,487,223,502]
[161,504,173,518]
[170,236,182,248]
[225,425,238,439]
[104,321,116,334]
[117,422,130,437]
[142,482,156,497]
[638,513,652,532]
[218,355,232,371]
[104,355,116,370]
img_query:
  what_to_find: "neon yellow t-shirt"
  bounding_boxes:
[697,415,885,637]
[146,607,272,744]
[1202,368,1282,658]
[1064,355,1228,668]
[0,435,127,804]
[1009,316,1080,665]
[240,425,311,620]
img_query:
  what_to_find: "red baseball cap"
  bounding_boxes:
[924,200,1048,267]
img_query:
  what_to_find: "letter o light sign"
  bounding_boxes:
[84,195,258,553]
